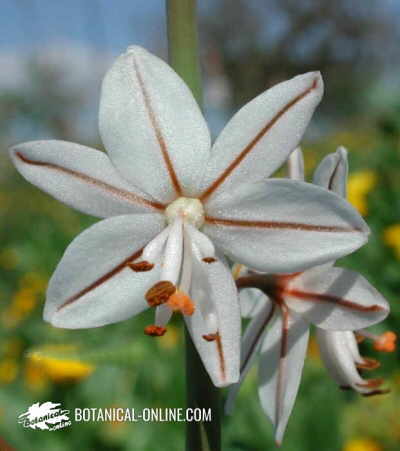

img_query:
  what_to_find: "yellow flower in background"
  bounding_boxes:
[2,287,38,328]
[343,438,382,451]
[19,271,47,293]
[27,345,95,384]
[2,272,47,328]
[383,224,400,259]
[347,170,377,216]
[0,358,18,384]
[25,360,48,393]
[156,324,180,350]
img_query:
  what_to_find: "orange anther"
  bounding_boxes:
[144,325,167,337]
[167,291,195,316]
[373,331,397,353]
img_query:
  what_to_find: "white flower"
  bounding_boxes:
[10,46,368,387]
[316,328,394,396]
[227,147,389,442]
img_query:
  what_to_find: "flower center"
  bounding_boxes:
[165,197,205,228]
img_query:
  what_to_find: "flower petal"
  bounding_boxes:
[44,214,165,328]
[316,329,381,394]
[287,147,305,181]
[99,46,211,203]
[285,265,389,330]
[9,140,164,218]
[239,288,267,318]
[258,309,309,445]
[185,256,241,387]
[199,72,323,204]
[203,179,369,273]
[313,146,348,197]
[225,300,274,413]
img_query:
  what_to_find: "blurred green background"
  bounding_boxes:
[0,1,399,450]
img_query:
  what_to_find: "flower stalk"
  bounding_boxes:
[166,1,220,449]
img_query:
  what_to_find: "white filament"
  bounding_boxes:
[142,225,171,262]
[185,224,215,258]
[161,217,183,284]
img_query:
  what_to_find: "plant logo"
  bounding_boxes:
[18,402,71,431]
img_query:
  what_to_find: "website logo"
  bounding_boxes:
[18,402,71,431]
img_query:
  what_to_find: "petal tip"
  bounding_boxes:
[125,45,147,57]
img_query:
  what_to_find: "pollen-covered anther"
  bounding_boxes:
[128,260,154,272]
[362,388,390,397]
[144,325,167,337]
[356,378,384,389]
[373,331,397,353]
[145,281,176,307]
[166,290,195,316]
[202,257,217,264]
[202,333,218,342]
[357,357,380,371]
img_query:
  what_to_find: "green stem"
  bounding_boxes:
[166,1,221,450]
[166,0,202,105]
[184,328,221,451]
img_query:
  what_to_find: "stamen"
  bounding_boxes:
[167,290,195,316]
[145,281,176,307]
[203,333,218,342]
[144,325,167,337]
[160,217,183,284]
[202,257,217,264]
[373,331,397,353]
[362,389,390,397]
[357,357,380,371]
[142,225,171,262]
[356,378,384,389]
[185,224,215,258]
[128,261,154,272]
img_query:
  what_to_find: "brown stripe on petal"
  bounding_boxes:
[57,249,144,311]
[132,58,182,196]
[284,289,385,313]
[199,77,320,202]
[328,157,342,192]
[205,216,360,233]
[215,332,226,382]
[275,304,290,425]
[15,152,165,211]
[240,305,275,373]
